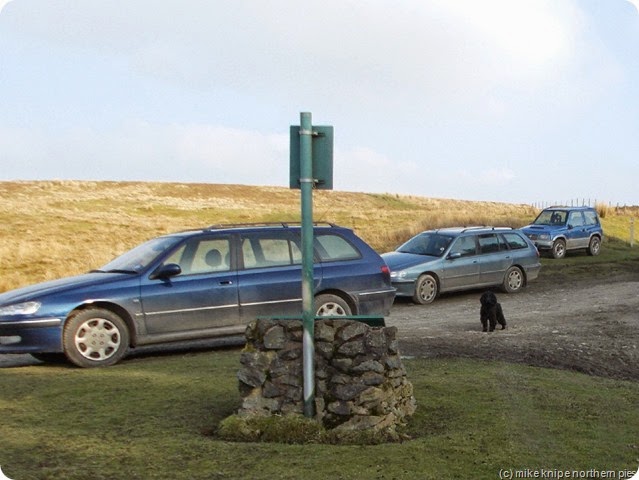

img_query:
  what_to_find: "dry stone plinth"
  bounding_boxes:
[237,318,416,434]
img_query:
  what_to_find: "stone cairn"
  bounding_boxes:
[236,318,416,433]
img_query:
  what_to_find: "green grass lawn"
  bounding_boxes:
[1,350,637,480]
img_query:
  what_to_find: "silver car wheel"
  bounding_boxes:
[413,274,438,304]
[503,266,524,293]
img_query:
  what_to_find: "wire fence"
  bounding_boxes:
[529,199,637,209]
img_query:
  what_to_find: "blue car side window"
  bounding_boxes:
[314,234,361,262]
[163,237,231,276]
[241,234,301,269]
[189,239,231,274]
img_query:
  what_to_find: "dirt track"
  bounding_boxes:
[388,269,639,381]
[2,264,638,379]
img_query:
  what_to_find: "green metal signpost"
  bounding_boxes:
[290,112,333,417]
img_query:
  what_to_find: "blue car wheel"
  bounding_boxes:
[314,294,351,316]
[63,308,130,368]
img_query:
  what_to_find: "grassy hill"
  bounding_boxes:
[0,180,635,292]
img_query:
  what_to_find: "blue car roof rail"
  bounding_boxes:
[204,221,338,230]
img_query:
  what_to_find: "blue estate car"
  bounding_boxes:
[0,223,395,367]
[382,226,541,304]
[521,206,603,259]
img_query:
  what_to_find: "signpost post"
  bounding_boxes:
[290,112,333,417]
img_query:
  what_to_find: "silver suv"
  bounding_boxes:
[382,227,541,304]
[521,206,603,259]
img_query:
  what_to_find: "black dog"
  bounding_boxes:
[479,291,507,332]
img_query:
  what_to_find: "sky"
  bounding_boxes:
[1,1,638,206]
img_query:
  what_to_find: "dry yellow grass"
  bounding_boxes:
[0,180,595,292]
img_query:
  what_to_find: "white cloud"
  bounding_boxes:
[0,121,291,184]
[627,0,639,13]
[458,167,516,186]
[3,0,586,113]
[431,1,581,81]
[336,146,419,193]
[0,0,12,13]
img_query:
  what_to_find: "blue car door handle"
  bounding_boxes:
[219,280,233,285]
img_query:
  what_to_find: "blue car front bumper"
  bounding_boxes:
[0,317,64,353]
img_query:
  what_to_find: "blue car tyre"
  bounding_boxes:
[63,308,130,367]
[314,294,351,316]
[413,274,438,305]
[502,266,524,293]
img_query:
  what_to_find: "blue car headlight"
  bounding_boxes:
[538,234,551,240]
[0,301,42,316]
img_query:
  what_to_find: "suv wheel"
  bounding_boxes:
[552,239,566,259]
[502,266,524,293]
[587,236,601,256]
[413,274,438,304]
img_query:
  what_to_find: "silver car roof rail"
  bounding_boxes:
[434,226,514,233]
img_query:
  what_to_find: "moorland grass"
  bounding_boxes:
[3,180,636,293]
[1,351,638,480]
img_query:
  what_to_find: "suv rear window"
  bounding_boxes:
[584,210,599,226]
[314,234,361,261]
[568,211,585,227]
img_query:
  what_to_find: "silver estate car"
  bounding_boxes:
[382,226,541,304]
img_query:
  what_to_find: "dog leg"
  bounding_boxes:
[496,304,507,330]
[480,306,489,332]
[488,309,497,332]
